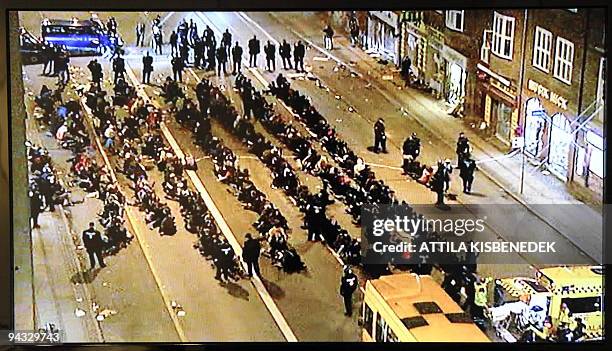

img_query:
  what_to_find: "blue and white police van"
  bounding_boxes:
[41,17,121,56]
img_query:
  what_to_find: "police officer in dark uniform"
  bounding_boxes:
[142,51,153,84]
[215,239,234,282]
[216,46,227,76]
[193,37,204,68]
[294,40,305,72]
[179,43,189,67]
[456,132,471,165]
[207,38,217,72]
[221,28,232,58]
[264,40,276,72]
[112,55,126,84]
[402,132,420,173]
[87,58,103,84]
[431,161,447,207]
[248,35,260,68]
[170,30,179,57]
[171,55,183,82]
[340,266,358,316]
[373,118,387,153]
[29,188,43,229]
[242,233,262,277]
[42,43,54,76]
[203,25,214,55]
[459,157,476,194]
[136,22,145,46]
[231,41,243,75]
[279,39,292,70]
[82,222,106,269]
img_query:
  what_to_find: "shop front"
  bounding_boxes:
[441,45,468,106]
[575,128,604,191]
[523,79,574,180]
[477,64,518,145]
[524,98,547,157]
[367,11,400,65]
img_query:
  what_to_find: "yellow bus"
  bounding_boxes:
[361,273,491,342]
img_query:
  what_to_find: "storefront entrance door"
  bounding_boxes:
[548,113,571,179]
[446,62,464,105]
[493,99,512,143]
[524,98,546,157]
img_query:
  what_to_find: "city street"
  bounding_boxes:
[14,10,603,342]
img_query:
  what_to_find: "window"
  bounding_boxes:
[492,12,515,60]
[533,26,552,72]
[481,31,490,63]
[363,305,374,337]
[561,296,602,314]
[554,37,574,84]
[445,10,464,32]
[386,325,399,342]
[587,131,604,178]
[375,314,386,342]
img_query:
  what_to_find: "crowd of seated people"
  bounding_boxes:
[27,143,73,215]
[170,81,307,274]
[35,84,90,154]
[267,74,476,276]
[190,75,366,270]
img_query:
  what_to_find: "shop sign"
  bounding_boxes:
[370,11,399,30]
[442,45,467,70]
[491,79,516,99]
[426,26,444,51]
[527,79,568,110]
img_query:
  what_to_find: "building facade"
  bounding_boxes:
[322,9,605,196]
[517,8,605,192]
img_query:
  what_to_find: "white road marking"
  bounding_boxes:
[123,62,298,342]
[190,14,370,294]
[79,97,188,342]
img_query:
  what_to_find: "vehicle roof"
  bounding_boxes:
[370,274,490,342]
[44,19,97,27]
[539,266,603,288]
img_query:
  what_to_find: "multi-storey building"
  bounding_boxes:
[516,8,604,192]
[324,9,605,196]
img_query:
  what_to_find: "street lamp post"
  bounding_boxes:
[518,8,528,195]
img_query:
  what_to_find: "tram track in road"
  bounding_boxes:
[200,11,597,268]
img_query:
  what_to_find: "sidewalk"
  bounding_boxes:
[262,12,603,263]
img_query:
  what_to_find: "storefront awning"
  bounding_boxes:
[477,63,510,87]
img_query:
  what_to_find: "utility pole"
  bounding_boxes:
[518,9,528,194]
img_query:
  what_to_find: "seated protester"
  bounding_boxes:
[159,212,177,236]
[183,153,198,171]
[404,155,424,178]
[344,238,361,265]
[417,165,434,186]
[162,77,184,104]
[279,247,306,273]
[268,227,289,265]
[214,162,235,184]
[113,78,135,106]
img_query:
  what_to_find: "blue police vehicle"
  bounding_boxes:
[41,17,121,56]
